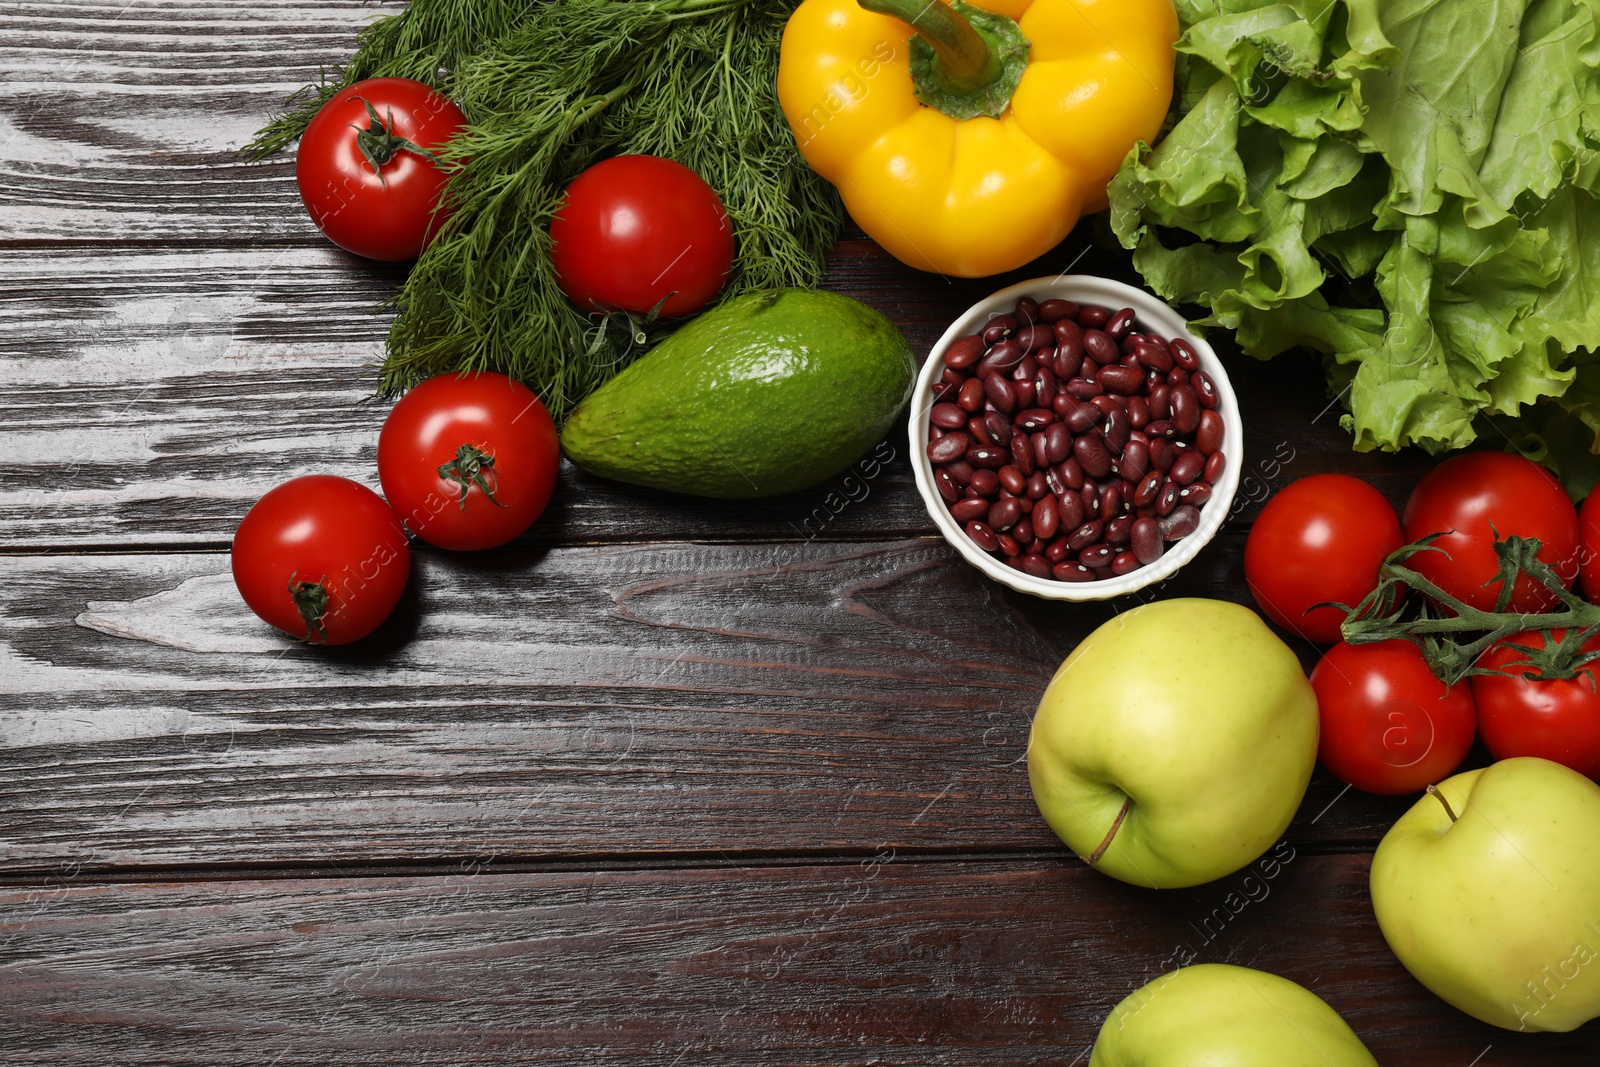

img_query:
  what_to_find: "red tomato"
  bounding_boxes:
[1472,630,1600,780]
[549,155,734,318]
[1401,451,1578,613]
[377,372,560,551]
[1309,640,1477,794]
[1244,474,1403,644]
[232,475,410,645]
[1578,489,1600,601]
[296,78,467,261]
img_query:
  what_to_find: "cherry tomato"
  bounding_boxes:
[1245,474,1403,644]
[549,155,735,318]
[1472,629,1600,780]
[1578,489,1600,602]
[1309,640,1477,794]
[232,475,410,645]
[377,372,560,551]
[1401,451,1578,613]
[296,77,467,261]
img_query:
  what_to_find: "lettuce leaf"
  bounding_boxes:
[1109,0,1600,493]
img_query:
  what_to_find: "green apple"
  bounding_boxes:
[1027,598,1318,888]
[1090,963,1378,1066]
[1370,756,1600,1032]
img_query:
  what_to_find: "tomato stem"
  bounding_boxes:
[349,97,441,188]
[438,443,507,510]
[287,572,331,644]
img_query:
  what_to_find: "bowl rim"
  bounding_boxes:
[908,274,1245,602]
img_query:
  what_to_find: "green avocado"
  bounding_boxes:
[560,289,915,498]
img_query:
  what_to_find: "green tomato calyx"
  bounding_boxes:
[350,97,440,188]
[287,572,330,644]
[439,443,507,510]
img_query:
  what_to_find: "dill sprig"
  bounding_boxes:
[250,0,842,421]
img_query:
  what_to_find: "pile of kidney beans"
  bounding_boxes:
[925,295,1226,583]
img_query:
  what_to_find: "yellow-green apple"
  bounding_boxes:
[1028,599,1318,888]
[1370,756,1600,1031]
[1089,963,1378,1065]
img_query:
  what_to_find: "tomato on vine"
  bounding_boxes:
[377,371,561,551]
[1472,629,1600,780]
[231,475,411,645]
[296,77,467,261]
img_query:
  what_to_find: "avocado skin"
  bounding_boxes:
[560,289,915,498]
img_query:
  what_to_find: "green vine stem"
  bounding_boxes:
[1338,533,1600,685]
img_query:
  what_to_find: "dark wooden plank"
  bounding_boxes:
[0,242,1424,550]
[1,856,1590,1063]
[0,538,1421,873]
[0,0,401,243]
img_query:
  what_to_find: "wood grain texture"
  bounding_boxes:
[0,0,403,243]
[2,856,1590,1065]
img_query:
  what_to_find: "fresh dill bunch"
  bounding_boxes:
[379,0,841,419]
[244,0,536,160]
[250,0,842,421]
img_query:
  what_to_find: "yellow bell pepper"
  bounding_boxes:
[777,0,1178,277]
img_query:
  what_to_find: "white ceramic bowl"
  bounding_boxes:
[909,275,1244,601]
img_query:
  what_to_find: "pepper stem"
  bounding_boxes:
[855,0,1030,120]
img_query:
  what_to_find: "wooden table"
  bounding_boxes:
[3,2,1596,1062]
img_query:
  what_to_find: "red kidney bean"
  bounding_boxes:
[1015,324,1055,351]
[967,416,993,447]
[1204,451,1226,484]
[1100,482,1123,519]
[1013,518,1035,545]
[1010,434,1034,477]
[966,521,1000,552]
[982,323,1010,346]
[944,335,984,369]
[934,468,960,503]
[1196,409,1224,454]
[1169,384,1200,434]
[984,375,1017,413]
[1026,471,1049,500]
[1110,550,1141,576]
[1132,341,1174,373]
[946,459,975,484]
[1106,515,1133,546]
[1089,395,1119,418]
[1103,406,1131,453]
[997,534,1021,558]
[989,497,1021,531]
[1033,494,1059,539]
[1160,504,1201,541]
[1015,296,1040,324]
[1034,372,1057,411]
[1192,370,1219,409]
[1014,355,1038,381]
[1065,377,1103,400]
[1013,379,1037,409]
[1131,518,1163,564]
[987,313,1017,333]
[1120,352,1141,371]
[980,340,1025,376]
[1105,308,1136,340]
[998,465,1026,495]
[1020,553,1053,579]
[940,366,967,390]
[1166,368,1189,386]
[1170,450,1205,486]
[1097,365,1144,395]
[1044,536,1070,562]
[1156,480,1180,515]
[1179,482,1213,507]
[1074,435,1113,479]
[931,403,967,430]
[1016,408,1056,432]
[1079,305,1111,329]
[1053,561,1097,582]
[1119,440,1150,485]
[1017,495,1034,515]
[1031,432,1050,470]
[958,378,985,412]
[1126,395,1150,429]
[1044,423,1073,464]
[951,498,989,522]
[1058,457,1085,490]
[967,445,1008,470]
[1083,330,1119,365]
[970,469,999,496]
[1067,520,1103,552]
[1057,489,1084,530]
[1080,483,1100,520]
[1062,401,1100,434]
[928,433,968,464]
[1170,338,1201,371]
[930,380,959,404]
[1148,438,1175,471]
[1040,299,1079,323]
[1148,382,1170,420]
[1145,419,1177,440]
[986,411,1014,446]
[1080,544,1115,569]
[1052,348,1083,381]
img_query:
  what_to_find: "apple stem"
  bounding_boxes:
[1426,784,1459,823]
[1083,795,1133,866]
